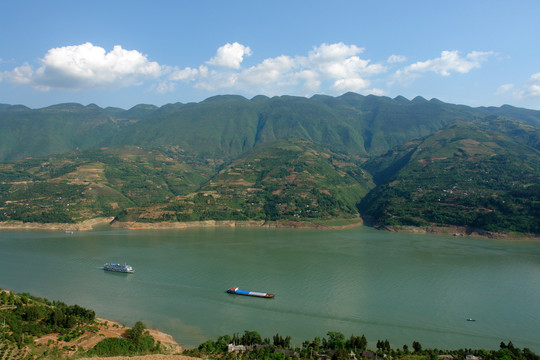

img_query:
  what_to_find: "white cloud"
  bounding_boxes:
[496,83,514,95]
[523,72,540,97]
[2,42,498,100]
[366,88,385,96]
[169,65,208,81]
[295,70,320,92]
[206,42,252,69]
[324,56,368,78]
[387,54,406,63]
[303,43,386,93]
[154,81,176,94]
[240,55,296,85]
[169,67,199,81]
[195,71,239,91]
[186,42,385,96]
[510,73,540,99]
[331,77,370,93]
[2,42,163,91]
[394,50,494,81]
[307,43,364,62]
[5,63,34,85]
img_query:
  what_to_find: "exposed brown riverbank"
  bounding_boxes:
[109,218,364,230]
[1,216,536,240]
[0,217,364,231]
[379,224,539,241]
[0,217,115,231]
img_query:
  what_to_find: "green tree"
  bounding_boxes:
[273,333,291,348]
[241,330,262,345]
[22,306,40,322]
[125,321,146,347]
[384,339,391,353]
[332,348,349,360]
[326,331,345,350]
[403,344,409,354]
[48,308,65,327]
[347,334,367,351]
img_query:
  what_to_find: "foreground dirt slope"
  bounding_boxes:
[33,318,184,355]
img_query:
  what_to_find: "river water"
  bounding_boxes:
[0,226,539,351]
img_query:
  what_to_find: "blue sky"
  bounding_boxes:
[1,0,539,110]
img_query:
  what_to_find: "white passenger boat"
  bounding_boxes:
[103,263,134,273]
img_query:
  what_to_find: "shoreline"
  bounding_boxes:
[0,217,537,240]
[0,217,116,231]
[378,224,540,241]
[0,217,365,231]
[110,218,365,230]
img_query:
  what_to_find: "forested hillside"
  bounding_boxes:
[117,138,373,224]
[0,146,211,224]
[359,119,540,233]
[2,93,540,162]
[0,94,539,235]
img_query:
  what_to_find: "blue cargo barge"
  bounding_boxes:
[227,287,274,298]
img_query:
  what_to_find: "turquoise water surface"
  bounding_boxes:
[1,226,539,351]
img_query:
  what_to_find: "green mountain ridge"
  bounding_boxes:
[0,94,539,235]
[2,93,540,162]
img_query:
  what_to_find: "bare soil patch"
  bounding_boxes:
[33,318,183,354]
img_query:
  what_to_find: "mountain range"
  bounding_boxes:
[0,93,538,235]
